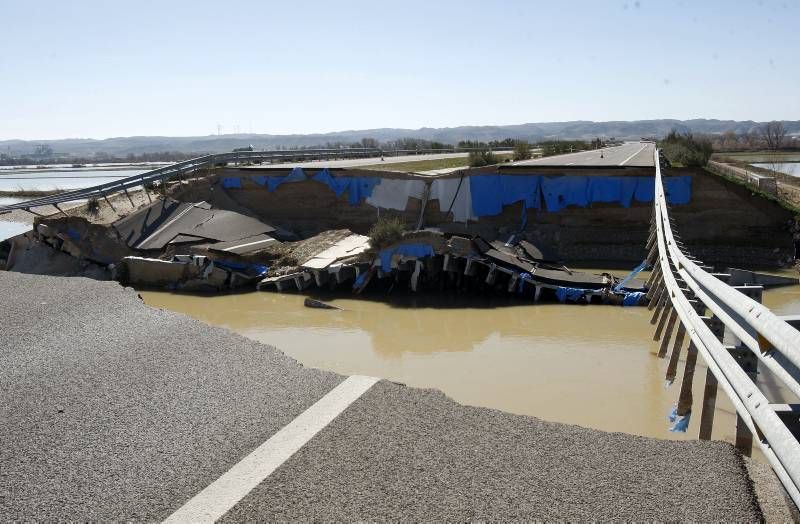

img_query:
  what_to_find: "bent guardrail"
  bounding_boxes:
[0,147,515,215]
[647,148,800,506]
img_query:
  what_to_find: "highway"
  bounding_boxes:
[514,141,655,167]
[0,271,766,521]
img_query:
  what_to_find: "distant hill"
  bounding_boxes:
[3,119,799,157]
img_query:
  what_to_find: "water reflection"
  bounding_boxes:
[0,169,146,192]
[751,162,800,177]
[0,221,30,241]
[141,280,800,455]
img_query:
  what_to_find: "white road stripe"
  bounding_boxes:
[163,375,380,523]
[619,144,649,166]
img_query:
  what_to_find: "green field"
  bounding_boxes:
[362,153,513,173]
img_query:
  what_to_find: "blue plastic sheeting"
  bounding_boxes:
[256,166,308,192]
[221,177,242,189]
[214,259,268,277]
[352,271,368,289]
[347,177,379,205]
[378,244,435,272]
[622,291,646,307]
[556,286,588,303]
[634,177,655,202]
[469,175,503,216]
[471,175,691,216]
[311,168,350,196]
[541,176,590,212]
[470,175,541,217]
[614,260,647,292]
[663,176,692,205]
[66,228,81,241]
[310,168,378,204]
[668,406,691,433]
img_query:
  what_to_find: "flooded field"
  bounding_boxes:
[141,272,800,455]
[0,168,146,192]
[751,162,800,177]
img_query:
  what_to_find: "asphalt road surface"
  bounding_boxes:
[514,142,655,167]
[244,152,471,169]
[1,272,765,521]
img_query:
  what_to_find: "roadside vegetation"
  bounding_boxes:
[468,149,500,167]
[368,216,406,249]
[85,197,100,216]
[658,130,713,167]
[512,141,532,161]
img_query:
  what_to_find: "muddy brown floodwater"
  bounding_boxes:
[141,270,800,459]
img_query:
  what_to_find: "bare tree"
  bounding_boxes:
[761,121,786,151]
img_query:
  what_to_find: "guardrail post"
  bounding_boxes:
[650,289,667,322]
[653,301,673,341]
[100,191,116,212]
[726,285,763,457]
[658,308,679,356]
[665,322,687,383]
[677,342,698,417]
[697,315,726,440]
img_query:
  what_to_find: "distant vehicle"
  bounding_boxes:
[232,145,254,152]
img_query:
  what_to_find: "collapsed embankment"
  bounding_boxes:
[1,163,795,300]
[196,164,795,268]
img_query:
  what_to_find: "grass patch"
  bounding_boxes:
[368,216,406,249]
[85,196,100,216]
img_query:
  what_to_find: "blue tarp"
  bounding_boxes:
[541,176,591,212]
[469,175,504,216]
[249,167,308,192]
[222,177,242,189]
[472,175,691,216]
[214,260,268,277]
[556,286,588,303]
[622,291,646,307]
[310,168,378,204]
[634,176,655,202]
[352,271,368,289]
[470,175,542,217]
[668,405,691,433]
[312,168,350,197]
[347,177,379,205]
[663,176,693,205]
[378,244,435,272]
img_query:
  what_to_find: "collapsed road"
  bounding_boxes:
[0,271,770,521]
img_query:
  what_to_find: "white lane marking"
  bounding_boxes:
[619,143,649,166]
[163,375,380,523]
[566,162,575,165]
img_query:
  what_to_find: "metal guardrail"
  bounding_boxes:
[647,148,800,506]
[0,148,514,214]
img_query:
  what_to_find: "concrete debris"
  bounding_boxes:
[257,230,646,306]
[727,267,799,288]
[304,297,343,310]
[115,254,266,291]
[112,198,279,250]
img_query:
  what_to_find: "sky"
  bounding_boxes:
[1,0,798,140]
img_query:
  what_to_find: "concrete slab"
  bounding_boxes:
[302,234,370,270]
